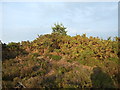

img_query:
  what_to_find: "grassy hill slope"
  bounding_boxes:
[2,33,120,88]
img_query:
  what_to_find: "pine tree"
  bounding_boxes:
[52,23,67,35]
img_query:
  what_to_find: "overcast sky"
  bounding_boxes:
[1,2,118,43]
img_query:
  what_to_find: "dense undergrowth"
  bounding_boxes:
[2,32,120,88]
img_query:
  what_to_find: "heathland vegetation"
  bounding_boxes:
[2,24,120,88]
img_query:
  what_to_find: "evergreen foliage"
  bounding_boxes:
[52,23,67,35]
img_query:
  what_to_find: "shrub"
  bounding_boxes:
[31,53,40,57]
[49,54,62,61]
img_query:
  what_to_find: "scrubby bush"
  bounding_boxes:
[2,25,119,88]
[48,54,62,61]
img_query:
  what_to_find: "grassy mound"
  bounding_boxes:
[2,33,119,88]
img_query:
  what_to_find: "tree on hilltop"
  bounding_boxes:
[52,23,67,35]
